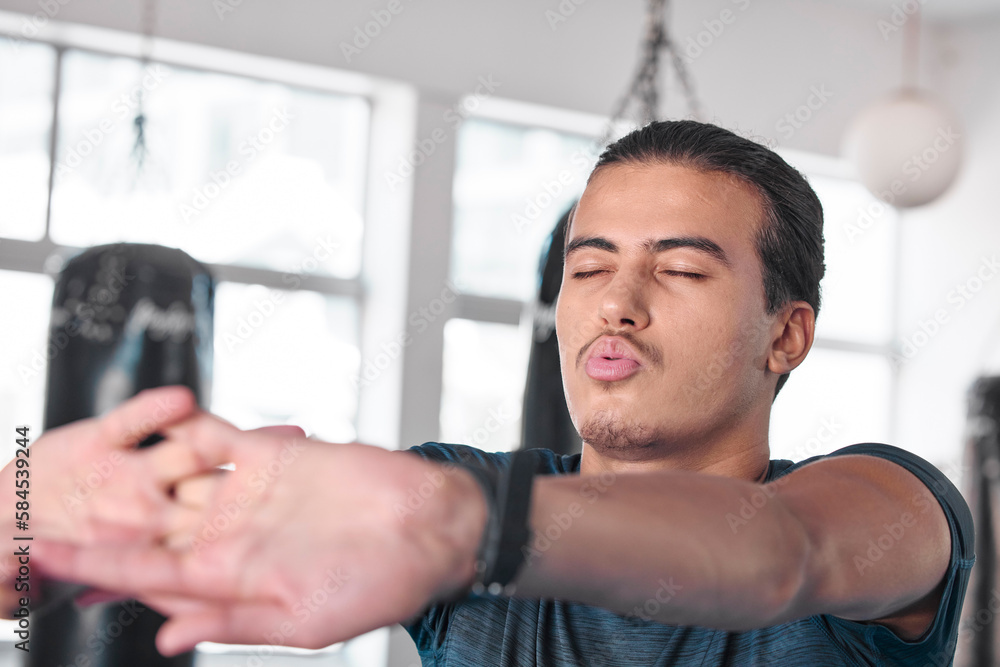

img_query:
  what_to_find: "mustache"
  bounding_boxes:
[576,330,663,368]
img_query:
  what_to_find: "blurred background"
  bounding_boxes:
[0,0,998,665]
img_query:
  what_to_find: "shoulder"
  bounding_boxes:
[772,442,973,561]
[770,442,975,659]
[404,442,580,476]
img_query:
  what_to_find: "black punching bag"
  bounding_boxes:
[520,206,582,456]
[32,243,214,667]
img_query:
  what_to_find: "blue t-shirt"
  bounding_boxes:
[402,442,975,667]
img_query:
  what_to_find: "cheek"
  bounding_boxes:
[554,302,578,381]
[554,298,569,359]
[555,295,602,363]
[670,337,758,418]
[670,303,762,385]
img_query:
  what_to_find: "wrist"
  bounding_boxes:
[470,450,537,596]
[427,465,489,601]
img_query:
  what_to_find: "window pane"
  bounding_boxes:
[212,282,360,442]
[0,270,54,463]
[769,348,892,462]
[451,119,597,301]
[440,319,529,451]
[0,38,55,240]
[810,175,897,345]
[51,50,369,278]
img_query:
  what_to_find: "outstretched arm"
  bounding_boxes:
[513,454,950,639]
[33,410,951,654]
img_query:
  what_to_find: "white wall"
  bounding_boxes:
[894,17,1000,470]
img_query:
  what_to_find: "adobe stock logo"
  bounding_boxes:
[55,65,171,178]
[340,0,417,63]
[545,0,588,31]
[681,0,752,65]
[892,255,1000,368]
[179,107,294,222]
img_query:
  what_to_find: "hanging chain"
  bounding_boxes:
[597,0,704,147]
[901,4,921,91]
[131,0,158,173]
[139,0,157,65]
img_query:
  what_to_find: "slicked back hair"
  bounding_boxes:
[578,120,825,397]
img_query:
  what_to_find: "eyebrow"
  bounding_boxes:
[564,235,731,267]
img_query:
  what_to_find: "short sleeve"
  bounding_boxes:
[782,443,975,665]
[397,442,510,663]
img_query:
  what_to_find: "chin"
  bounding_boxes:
[577,410,662,458]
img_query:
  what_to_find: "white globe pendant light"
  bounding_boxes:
[842,9,963,208]
[843,90,962,208]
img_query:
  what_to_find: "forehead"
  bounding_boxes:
[569,162,765,251]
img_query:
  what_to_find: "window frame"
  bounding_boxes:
[0,20,416,665]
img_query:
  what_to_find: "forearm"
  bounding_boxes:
[510,470,810,630]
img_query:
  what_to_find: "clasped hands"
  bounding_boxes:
[0,386,486,656]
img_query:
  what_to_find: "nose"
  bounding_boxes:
[598,272,650,331]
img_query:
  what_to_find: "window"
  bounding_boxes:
[51,49,369,279]
[440,318,530,449]
[212,283,360,441]
[441,116,599,451]
[0,39,370,441]
[768,156,899,460]
[0,32,382,664]
[450,118,596,301]
[0,270,53,455]
[0,38,54,241]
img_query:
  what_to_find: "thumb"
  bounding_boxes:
[157,612,216,656]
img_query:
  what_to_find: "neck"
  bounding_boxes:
[577,417,772,484]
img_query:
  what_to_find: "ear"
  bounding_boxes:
[767,301,815,375]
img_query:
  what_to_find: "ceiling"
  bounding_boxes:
[831,0,1000,22]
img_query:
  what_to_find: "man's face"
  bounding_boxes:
[555,162,782,460]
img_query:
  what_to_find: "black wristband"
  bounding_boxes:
[471,449,537,596]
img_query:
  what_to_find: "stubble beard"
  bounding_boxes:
[578,410,662,458]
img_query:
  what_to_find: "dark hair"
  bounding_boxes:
[584,120,825,396]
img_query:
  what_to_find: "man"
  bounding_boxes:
[7,121,973,666]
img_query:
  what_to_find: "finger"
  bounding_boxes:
[100,387,198,450]
[155,419,304,477]
[160,412,253,468]
[137,439,220,489]
[156,604,297,656]
[157,608,241,656]
[82,517,173,544]
[33,540,225,604]
[162,506,214,550]
[173,471,227,508]
[138,593,222,619]
[250,425,307,438]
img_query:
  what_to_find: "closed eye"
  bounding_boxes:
[572,270,607,279]
[663,270,707,280]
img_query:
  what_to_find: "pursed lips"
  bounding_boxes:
[583,336,644,382]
